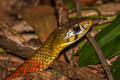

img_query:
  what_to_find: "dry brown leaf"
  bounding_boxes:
[17,5,57,43]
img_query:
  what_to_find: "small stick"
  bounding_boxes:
[86,32,114,80]
[76,0,81,17]
[55,0,69,25]
[0,21,27,45]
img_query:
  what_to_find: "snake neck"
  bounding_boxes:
[39,39,63,57]
[31,42,62,69]
[38,44,60,58]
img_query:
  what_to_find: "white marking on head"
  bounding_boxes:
[64,30,74,39]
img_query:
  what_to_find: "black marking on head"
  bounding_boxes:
[73,24,81,40]
[73,24,81,32]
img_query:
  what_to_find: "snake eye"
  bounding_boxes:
[73,24,81,40]
[73,24,80,32]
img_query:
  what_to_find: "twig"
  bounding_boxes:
[3,54,10,79]
[0,56,24,64]
[51,60,105,80]
[55,0,69,25]
[0,21,27,45]
[86,32,114,80]
[0,35,35,58]
[76,0,81,17]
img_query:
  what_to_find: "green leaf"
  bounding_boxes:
[95,22,110,31]
[111,57,120,80]
[78,15,120,66]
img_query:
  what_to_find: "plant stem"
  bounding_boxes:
[86,32,114,80]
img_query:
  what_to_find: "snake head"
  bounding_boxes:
[62,18,92,43]
[43,18,92,54]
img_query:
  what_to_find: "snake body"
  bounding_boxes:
[4,18,92,80]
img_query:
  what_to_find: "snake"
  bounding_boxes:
[4,18,92,80]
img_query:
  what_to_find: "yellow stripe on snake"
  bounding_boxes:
[4,18,92,80]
